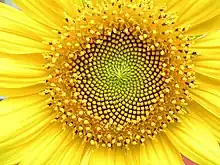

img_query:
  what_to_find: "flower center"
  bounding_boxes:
[73,29,167,130]
[42,0,197,148]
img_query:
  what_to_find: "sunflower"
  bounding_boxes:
[0,0,220,165]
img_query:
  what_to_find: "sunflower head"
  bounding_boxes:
[1,0,220,164]
[41,0,196,148]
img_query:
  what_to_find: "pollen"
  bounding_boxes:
[42,0,197,148]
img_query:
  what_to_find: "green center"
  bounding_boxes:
[73,31,165,126]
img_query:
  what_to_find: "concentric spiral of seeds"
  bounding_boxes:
[75,31,166,127]
[42,0,197,148]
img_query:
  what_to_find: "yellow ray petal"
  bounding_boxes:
[194,66,220,81]
[187,101,220,141]
[80,148,92,165]
[22,124,64,165]
[0,31,49,54]
[186,14,220,36]
[114,148,127,165]
[192,32,220,80]
[0,54,47,94]
[0,53,47,79]
[0,94,53,165]
[0,111,52,150]
[0,57,46,77]
[125,146,141,165]
[193,32,220,47]
[141,133,183,165]
[0,84,45,98]
[88,146,127,165]
[166,115,220,165]
[48,138,88,165]
[139,145,149,165]
[88,147,112,165]
[0,54,46,97]
[23,125,88,165]
[165,0,220,35]
[57,0,83,17]
[190,73,220,119]
[1,52,45,68]
[12,0,65,29]
[191,89,220,119]
[0,74,45,88]
[0,147,23,165]
[58,139,87,165]
[0,3,59,40]
[0,94,51,133]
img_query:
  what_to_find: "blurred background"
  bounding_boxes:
[0,0,17,8]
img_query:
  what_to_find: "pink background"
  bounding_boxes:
[183,156,197,165]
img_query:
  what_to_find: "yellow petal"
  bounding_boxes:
[114,148,127,165]
[0,94,51,133]
[0,146,24,165]
[55,138,88,165]
[186,14,220,36]
[0,84,45,98]
[0,94,53,165]
[187,101,220,141]
[193,32,220,47]
[12,0,65,29]
[190,73,220,118]
[0,53,47,81]
[88,146,139,165]
[22,124,64,165]
[126,146,141,165]
[166,115,220,165]
[0,31,49,54]
[166,0,220,35]
[23,125,87,165]
[88,147,127,165]
[80,148,92,165]
[88,147,111,165]
[141,132,183,165]
[57,0,83,17]
[0,54,47,96]
[191,89,220,119]
[192,32,220,80]
[194,65,220,81]
[0,3,59,40]
[57,138,87,165]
